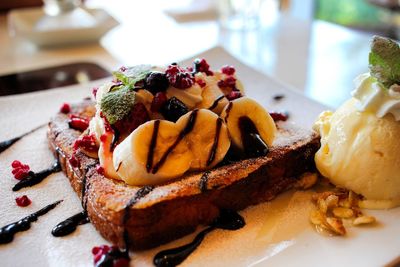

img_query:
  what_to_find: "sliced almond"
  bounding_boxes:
[353,216,376,226]
[326,217,346,235]
[332,207,354,219]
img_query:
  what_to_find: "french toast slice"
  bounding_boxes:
[48,100,320,250]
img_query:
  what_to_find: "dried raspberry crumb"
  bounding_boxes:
[221,65,236,75]
[226,90,242,101]
[269,111,289,122]
[151,92,168,112]
[92,87,98,98]
[165,64,194,89]
[74,134,98,152]
[15,195,31,207]
[11,160,31,180]
[196,79,206,88]
[60,103,71,114]
[218,76,236,88]
[69,154,80,168]
[193,58,213,76]
[119,66,127,72]
[96,165,105,175]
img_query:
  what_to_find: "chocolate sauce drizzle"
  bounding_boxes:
[146,120,160,172]
[51,211,89,237]
[224,102,233,122]
[153,209,245,267]
[208,95,225,111]
[0,200,62,244]
[150,110,198,174]
[207,118,223,166]
[238,116,269,158]
[199,171,210,192]
[0,124,45,153]
[12,160,61,191]
[92,186,155,267]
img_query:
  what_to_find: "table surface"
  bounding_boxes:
[0,0,376,108]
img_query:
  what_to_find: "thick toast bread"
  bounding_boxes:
[48,100,320,250]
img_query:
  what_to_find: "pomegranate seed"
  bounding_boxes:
[221,65,236,75]
[11,160,30,180]
[92,246,101,255]
[269,111,289,122]
[226,91,242,101]
[68,117,89,132]
[165,64,194,89]
[69,154,80,168]
[151,92,168,112]
[74,134,98,152]
[15,195,31,207]
[96,165,105,175]
[60,103,71,114]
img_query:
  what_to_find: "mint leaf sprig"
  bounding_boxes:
[369,36,400,88]
[100,85,136,125]
[112,64,152,87]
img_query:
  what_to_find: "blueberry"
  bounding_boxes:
[145,72,169,94]
[161,97,189,122]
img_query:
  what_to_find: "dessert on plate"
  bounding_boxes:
[48,58,320,255]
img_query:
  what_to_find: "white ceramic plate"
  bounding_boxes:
[0,47,399,267]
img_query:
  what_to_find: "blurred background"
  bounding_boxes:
[1,0,400,108]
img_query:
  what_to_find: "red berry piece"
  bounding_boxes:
[69,154,80,168]
[145,72,169,94]
[269,111,289,122]
[218,76,236,88]
[11,160,31,180]
[68,117,89,132]
[96,165,105,175]
[113,258,130,267]
[165,64,194,89]
[193,58,213,76]
[100,134,107,143]
[221,65,236,75]
[60,103,71,114]
[226,91,242,101]
[113,103,150,136]
[73,134,98,152]
[15,195,31,207]
[151,92,168,112]
[196,79,206,88]
[92,87,98,98]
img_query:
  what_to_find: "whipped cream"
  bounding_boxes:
[351,73,400,121]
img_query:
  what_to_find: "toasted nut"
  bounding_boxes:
[325,195,339,209]
[348,191,359,206]
[353,216,376,226]
[317,198,328,214]
[312,191,335,202]
[326,217,346,235]
[339,198,351,208]
[310,210,325,225]
[332,207,354,218]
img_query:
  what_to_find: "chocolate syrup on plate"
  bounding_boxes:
[151,110,198,174]
[153,209,245,267]
[0,200,62,244]
[12,160,61,191]
[51,211,90,237]
[0,124,45,153]
[238,116,269,158]
[272,94,285,101]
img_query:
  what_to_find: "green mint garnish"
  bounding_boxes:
[369,36,400,88]
[100,85,136,124]
[112,65,152,87]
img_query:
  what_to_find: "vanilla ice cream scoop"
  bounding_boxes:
[314,98,400,208]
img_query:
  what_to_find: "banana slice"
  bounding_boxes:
[196,80,229,115]
[113,120,193,185]
[176,109,230,170]
[220,97,276,151]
